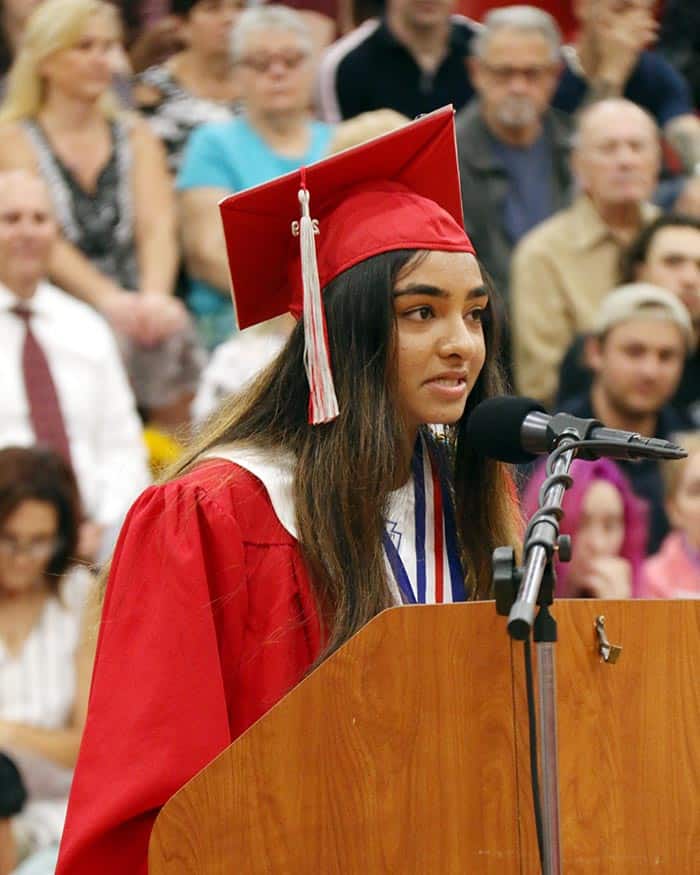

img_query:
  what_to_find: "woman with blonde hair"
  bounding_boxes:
[0,0,202,431]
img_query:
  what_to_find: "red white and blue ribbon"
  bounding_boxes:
[383,437,466,604]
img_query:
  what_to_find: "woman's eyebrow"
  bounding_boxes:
[392,283,489,299]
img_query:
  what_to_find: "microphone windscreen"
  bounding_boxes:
[464,396,545,463]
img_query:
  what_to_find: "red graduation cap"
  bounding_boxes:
[219,105,475,425]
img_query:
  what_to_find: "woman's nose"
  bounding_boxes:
[438,316,479,358]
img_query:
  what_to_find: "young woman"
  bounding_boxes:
[641,431,700,598]
[0,0,202,431]
[0,447,94,872]
[56,108,522,873]
[523,457,648,599]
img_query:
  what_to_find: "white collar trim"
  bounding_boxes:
[204,443,299,538]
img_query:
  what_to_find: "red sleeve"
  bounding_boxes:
[56,473,247,875]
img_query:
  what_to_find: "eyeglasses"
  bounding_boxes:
[0,534,62,560]
[238,51,309,74]
[480,62,554,84]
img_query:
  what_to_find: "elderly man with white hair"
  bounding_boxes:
[177,4,334,351]
[511,97,661,405]
[455,5,574,306]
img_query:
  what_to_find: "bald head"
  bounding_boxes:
[0,170,56,299]
[573,99,660,211]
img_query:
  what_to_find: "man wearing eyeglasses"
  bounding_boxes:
[454,6,573,361]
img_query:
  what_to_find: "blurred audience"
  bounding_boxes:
[0,0,204,433]
[193,314,295,424]
[316,0,477,122]
[134,0,245,173]
[557,214,700,427]
[0,170,150,562]
[553,0,700,175]
[456,5,573,301]
[0,447,95,871]
[641,431,700,598]
[326,106,408,151]
[177,4,333,350]
[558,283,694,553]
[523,457,647,598]
[0,0,44,82]
[512,98,660,405]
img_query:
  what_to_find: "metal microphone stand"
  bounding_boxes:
[490,417,687,874]
[493,438,579,875]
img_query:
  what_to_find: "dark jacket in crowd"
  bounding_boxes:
[455,101,574,300]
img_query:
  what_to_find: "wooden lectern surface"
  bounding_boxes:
[150,600,700,874]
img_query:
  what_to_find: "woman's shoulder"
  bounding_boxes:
[132,459,296,546]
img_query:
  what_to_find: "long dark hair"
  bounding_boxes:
[175,249,521,660]
[0,446,81,593]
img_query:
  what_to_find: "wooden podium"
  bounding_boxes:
[149,600,700,874]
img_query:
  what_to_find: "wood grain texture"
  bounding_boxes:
[150,600,700,874]
[513,599,700,874]
[149,603,522,874]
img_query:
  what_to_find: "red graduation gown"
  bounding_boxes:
[56,460,322,874]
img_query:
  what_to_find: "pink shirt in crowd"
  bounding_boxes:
[640,532,700,599]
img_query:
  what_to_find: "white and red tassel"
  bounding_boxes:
[297,185,339,424]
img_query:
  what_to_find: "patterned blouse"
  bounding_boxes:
[23,118,139,291]
[136,64,239,173]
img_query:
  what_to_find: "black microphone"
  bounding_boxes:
[464,396,688,463]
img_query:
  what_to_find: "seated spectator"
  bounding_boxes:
[641,431,700,598]
[511,98,660,405]
[0,170,151,561]
[316,0,477,122]
[559,283,694,553]
[523,457,647,598]
[134,0,245,174]
[456,5,573,302]
[557,214,700,426]
[553,0,700,176]
[177,4,334,349]
[0,0,204,433]
[0,447,95,870]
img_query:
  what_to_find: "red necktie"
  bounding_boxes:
[12,304,73,466]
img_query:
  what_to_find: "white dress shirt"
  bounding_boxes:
[0,280,151,543]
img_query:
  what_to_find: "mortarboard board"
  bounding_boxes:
[219,105,475,424]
